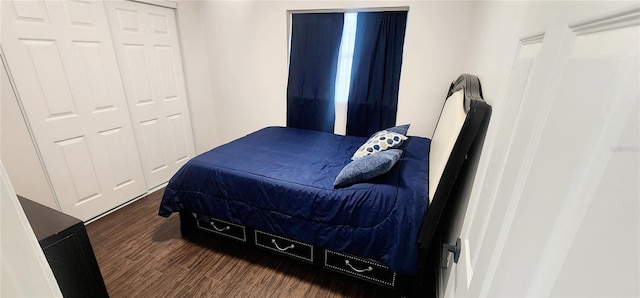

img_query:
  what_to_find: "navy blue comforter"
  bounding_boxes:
[159,126,430,274]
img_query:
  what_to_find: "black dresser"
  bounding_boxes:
[18,196,109,298]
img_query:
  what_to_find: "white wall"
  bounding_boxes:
[461,1,528,111]
[175,0,218,154]
[199,1,481,145]
[1,56,57,209]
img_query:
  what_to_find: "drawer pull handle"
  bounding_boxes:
[344,260,373,273]
[210,222,230,232]
[271,239,295,251]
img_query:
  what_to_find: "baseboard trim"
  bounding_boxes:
[85,182,168,225]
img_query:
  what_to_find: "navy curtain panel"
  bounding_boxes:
[346,11,408,137]
[287,13,344,133]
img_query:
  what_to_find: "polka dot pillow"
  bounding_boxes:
[352,130,408,160]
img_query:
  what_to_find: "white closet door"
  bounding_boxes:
[1,0,147,221]
[105,1,196,189]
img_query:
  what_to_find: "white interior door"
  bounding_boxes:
[105,1,196,189]
[454,4,639,297]
[1,0,147,221]
[1,162,62,297]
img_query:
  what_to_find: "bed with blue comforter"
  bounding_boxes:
[158,75,491,295]
[159,126,430,275]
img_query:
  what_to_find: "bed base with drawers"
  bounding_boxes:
[163,74,492,297]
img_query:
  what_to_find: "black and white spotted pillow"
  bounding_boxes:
[352,130,408,160]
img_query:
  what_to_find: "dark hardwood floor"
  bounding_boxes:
[85,189,400,298]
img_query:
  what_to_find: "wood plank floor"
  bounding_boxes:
[85,189,400,298]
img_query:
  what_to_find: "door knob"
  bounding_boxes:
[442,238,461,269]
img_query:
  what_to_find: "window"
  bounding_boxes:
[287,10,408,136]
[334,12,358,134]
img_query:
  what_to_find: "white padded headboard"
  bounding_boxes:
[419,73,491,255]
[428,89,467,203]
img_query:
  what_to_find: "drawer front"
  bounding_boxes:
[324,250,396,287]
[254,231,313,262]
[195,214,247,242]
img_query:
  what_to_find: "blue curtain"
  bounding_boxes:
[287,13,344,133]
[346,12,407,137]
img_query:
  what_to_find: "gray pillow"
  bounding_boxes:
[334,149,403,188]
[387,124,410,136]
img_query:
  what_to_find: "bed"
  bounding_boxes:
[158,74,491,295]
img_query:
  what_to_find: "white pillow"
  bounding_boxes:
[352,130,408,160]
[428,89,467,203]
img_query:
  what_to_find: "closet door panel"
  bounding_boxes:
[1,0,146,220]
[105,1,196,189]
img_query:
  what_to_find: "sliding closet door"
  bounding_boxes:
[1,0,147,220]
[105,1,196,189]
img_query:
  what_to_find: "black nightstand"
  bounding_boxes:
[18,196,109,298]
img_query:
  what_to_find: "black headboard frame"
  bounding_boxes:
[415,74,492,280]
